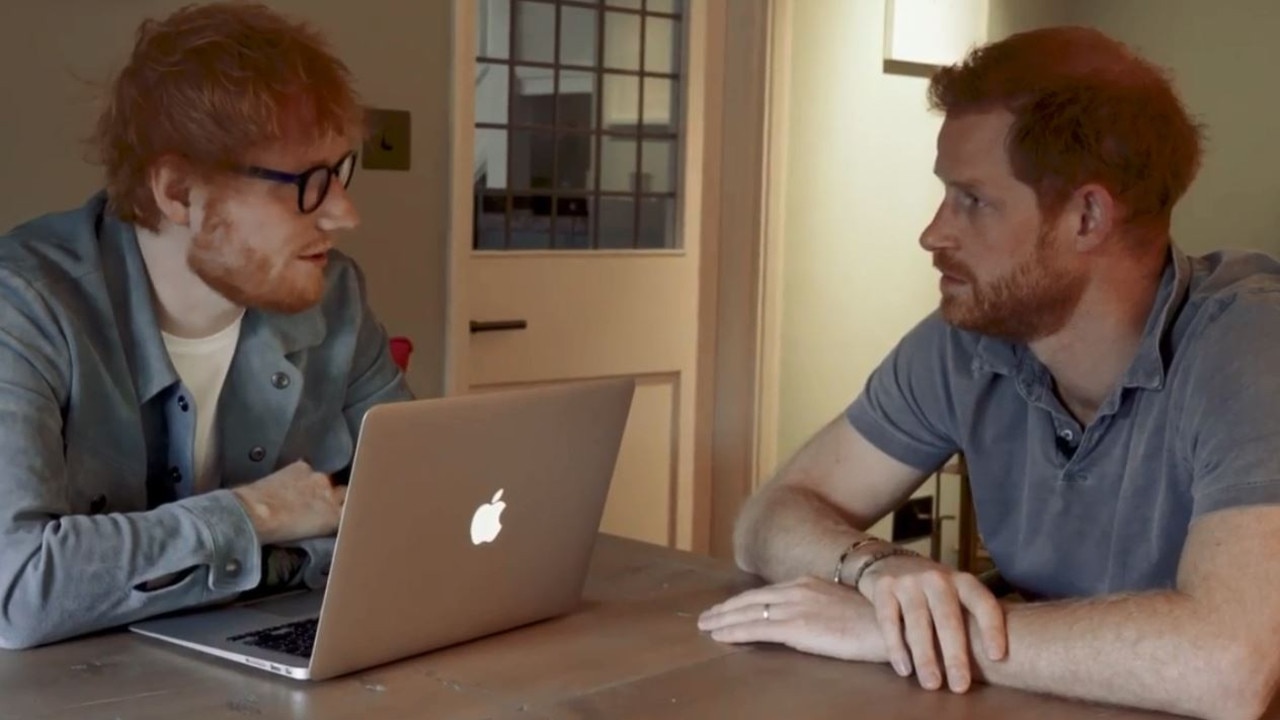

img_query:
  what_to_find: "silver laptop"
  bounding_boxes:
[130,377,635,680]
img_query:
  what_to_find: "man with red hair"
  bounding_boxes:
[0,3,410,648]
[701,26,1280,719]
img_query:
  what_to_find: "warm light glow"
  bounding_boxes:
[884,0,989,67]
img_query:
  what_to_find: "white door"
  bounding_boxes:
[447,0,708,550]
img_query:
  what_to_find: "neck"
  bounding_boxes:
[1028,252,1167,426]
[135,224,243,339]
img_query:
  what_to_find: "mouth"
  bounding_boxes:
[935,266,971,294]
[932,256,971,286]
[298,247,331,263]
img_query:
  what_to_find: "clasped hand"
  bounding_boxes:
[698,554,1007,693]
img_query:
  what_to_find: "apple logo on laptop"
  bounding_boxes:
[470,489,507,545]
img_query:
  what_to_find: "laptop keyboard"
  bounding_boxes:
[228,618,318,659]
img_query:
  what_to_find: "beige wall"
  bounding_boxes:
[0,0,449,397]
[987,0,1072,38]
[1064,0,1280,257]
[773,0,945,464]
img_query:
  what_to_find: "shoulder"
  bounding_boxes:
[1180,250,1280,346]
[317,249,371,307]
[889,309,991,378]
[859,308,996,417]
[309,249,381,334]
[1186,250,1280,315]
[1170,250,1280,395]
[0,193,109,290]
[893,309,966,353]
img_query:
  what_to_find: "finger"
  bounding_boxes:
[873,585,912,677]
[698,592,794,629]
[899,588,942,691]
[698,580,813,619]
[698,603,784,632]
[708,618,802,646]
[923,581,971,693]
[700,589,773,618]
[956,574,1007,660]
[331,484,348,508]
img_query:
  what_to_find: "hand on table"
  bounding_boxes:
[697,576,888,663]
[854,551,1007,693]
[698,551,1009,694]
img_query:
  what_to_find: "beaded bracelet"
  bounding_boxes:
[832,536,888,584]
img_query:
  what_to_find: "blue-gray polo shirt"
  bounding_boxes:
[847,246,1280,599]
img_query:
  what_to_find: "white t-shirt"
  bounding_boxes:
[162,314,243,495]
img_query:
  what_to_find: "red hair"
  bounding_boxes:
[929,26,1204,237]
[94,2,363,230]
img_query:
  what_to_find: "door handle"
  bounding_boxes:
[470,319,528,333]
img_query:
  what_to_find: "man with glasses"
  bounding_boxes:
[0,3,411,649]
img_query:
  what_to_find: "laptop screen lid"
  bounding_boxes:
[306,376,635,680]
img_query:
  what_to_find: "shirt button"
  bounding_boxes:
[169,467,182,483]
[1059,429,1075,442]
[249,446,266,462]
[224,559,241,577]
[177,395,190,412]
[271,372,291,389]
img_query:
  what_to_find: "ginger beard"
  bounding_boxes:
[935,225,1088,343]
[187,193,329,315]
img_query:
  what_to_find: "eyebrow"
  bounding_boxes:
[304,151,348,167]
[254,146,355,172]
[934,173,987,194]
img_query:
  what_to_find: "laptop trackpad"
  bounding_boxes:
[245,591,323,619]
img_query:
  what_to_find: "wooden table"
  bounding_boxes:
[0,535,1173,719]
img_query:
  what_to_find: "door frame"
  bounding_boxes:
[696,0,791,558]
[445,0,476,397]
[443,0,789,557]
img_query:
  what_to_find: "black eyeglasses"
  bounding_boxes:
[240,151,358,214]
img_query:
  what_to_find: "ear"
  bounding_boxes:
[1064,183,1117,253]
[148,155,197,228]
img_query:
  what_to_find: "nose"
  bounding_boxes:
[317,180,360,233]
[918,202,956,253]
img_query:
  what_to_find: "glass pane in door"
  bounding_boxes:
[473,0,685,250]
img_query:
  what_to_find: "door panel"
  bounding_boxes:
[452,0,706,550]
[468,255,695,384]
[599,374,677,545]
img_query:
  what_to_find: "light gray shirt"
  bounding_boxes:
[847,246,1280,599]
[0,193,412,648]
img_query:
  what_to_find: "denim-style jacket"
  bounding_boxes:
[0,193,412,648]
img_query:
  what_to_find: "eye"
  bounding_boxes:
[949,187,990,215]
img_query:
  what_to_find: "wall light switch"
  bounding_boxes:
[362,108,411,171]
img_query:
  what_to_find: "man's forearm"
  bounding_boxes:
[734,485,873,583]
[0,491,261,649]
[970,592,1271,720]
